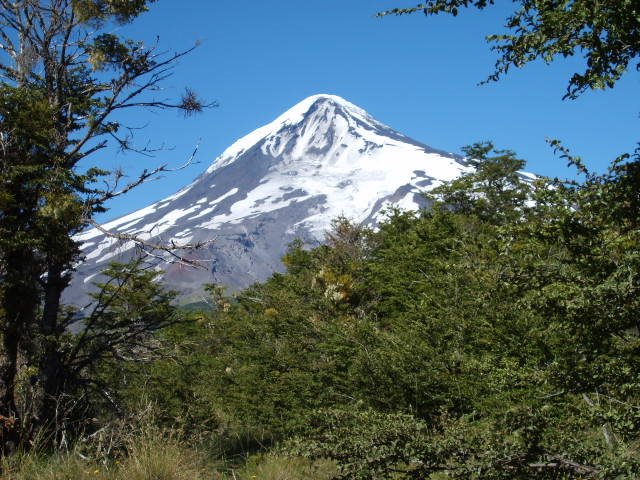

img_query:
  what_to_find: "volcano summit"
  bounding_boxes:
[71,95,472,303]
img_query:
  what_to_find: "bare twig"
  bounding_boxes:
[86,218,214,269]
[529,456,599,477]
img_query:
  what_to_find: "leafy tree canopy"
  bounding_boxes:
[0,0,205,452]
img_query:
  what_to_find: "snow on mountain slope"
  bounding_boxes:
[68,94,472,304]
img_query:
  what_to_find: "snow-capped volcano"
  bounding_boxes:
[69,94,471,304]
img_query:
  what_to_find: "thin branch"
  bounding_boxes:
[87,219,214,269]
[87,141,200,205]
[529,456,599,477]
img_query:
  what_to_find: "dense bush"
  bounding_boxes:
[113,144,640,478]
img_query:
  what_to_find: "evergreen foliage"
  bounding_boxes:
[0,0,203,452]
[120,144,639,478]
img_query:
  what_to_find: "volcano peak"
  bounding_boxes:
[206,94,390,173]
[71,95,472,304]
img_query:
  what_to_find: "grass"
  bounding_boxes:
[224,454,336,480]
[0,428,214,480]
[1,453,102,480]
[0,433,336,480]
[0,403,336,480]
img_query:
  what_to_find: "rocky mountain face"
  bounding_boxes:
[69,94,472,305]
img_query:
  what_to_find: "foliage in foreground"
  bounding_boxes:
[3,141,637,479]
[0,0,207,452]
[120,143,640,478]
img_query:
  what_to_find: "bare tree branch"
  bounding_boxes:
[86,219,214,269]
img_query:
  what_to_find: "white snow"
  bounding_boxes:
[519,171,537,180]
[208,188,239,205]
[116,218,144,231]
[130,205,200,242]
[160,185,193,203]
[395,192,421,212]
[205,94,395,174]
[189,206,216,220]
[194,96,472,233]
[83,273,99,284]
[85,238,136,263]
[76,94,503,268]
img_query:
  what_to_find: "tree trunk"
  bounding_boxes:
[32,262,67,445]
[0,247,40,454]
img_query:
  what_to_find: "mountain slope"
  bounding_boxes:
[70,94,472,304]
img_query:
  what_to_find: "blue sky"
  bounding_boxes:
[95,0,638,221]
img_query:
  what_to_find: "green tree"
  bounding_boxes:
[0,0,205,452]
[288,150,640,478]
[381,0,640,99]
[71,260,183,416]
[430,142,532,224]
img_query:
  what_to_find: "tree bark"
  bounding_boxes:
[32,262,68,443]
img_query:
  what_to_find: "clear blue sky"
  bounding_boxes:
[95,0,638,222]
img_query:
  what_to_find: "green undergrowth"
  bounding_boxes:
[221,454,336,480]
[0,432,212,480]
